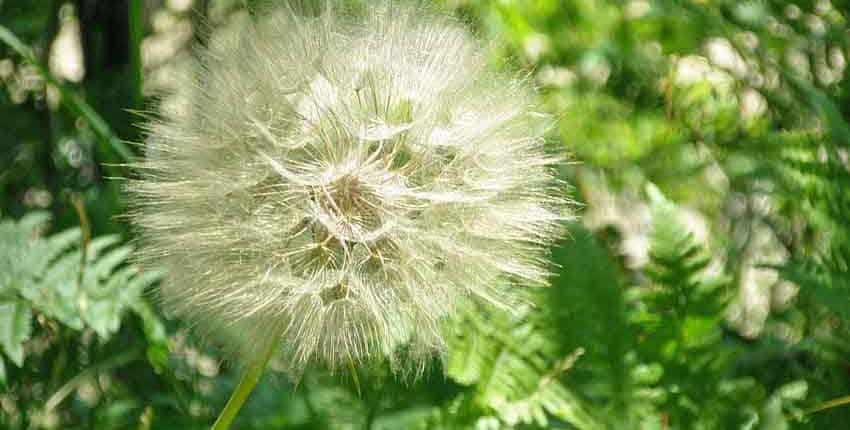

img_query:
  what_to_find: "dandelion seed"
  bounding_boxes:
[128,1,570,375]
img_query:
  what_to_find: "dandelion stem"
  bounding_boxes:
[210,340,277,430]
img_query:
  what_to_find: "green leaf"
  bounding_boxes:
[0,299,32,367]
[445,297,603,430]
[781,69,850,149]
[1,212,160,343]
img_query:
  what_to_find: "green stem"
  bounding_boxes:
[45,346,142,413]
[210,341,277,430]
[128,0,144,110]
[0,24,135,163]
[807,394,850,415]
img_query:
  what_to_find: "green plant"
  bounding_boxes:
[0,211,161,383]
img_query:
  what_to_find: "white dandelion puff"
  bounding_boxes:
[128,1,570,374]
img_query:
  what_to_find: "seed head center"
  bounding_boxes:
[330,174,364,214]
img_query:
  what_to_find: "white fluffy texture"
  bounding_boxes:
[129,2,567,373]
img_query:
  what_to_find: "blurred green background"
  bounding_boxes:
[2,0,850,428]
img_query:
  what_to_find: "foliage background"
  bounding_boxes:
[1,0,850,428]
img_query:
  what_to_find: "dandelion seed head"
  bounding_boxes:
[129,1,570,374]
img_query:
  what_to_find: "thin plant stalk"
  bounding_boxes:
[807,395,850,415]
[128,0,144,110]
[0,24,135,163]
[45,346,142,413]
[210,340,277,430]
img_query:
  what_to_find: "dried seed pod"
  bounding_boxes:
[128,1,569,374]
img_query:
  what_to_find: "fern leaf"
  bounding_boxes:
[445,298,603,429]
[0,299,31,367]
[0,212,163,367]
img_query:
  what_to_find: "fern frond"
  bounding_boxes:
[0,212,163,371]
[444,297,603,430]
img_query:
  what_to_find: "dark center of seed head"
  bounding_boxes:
[330,174,364,213]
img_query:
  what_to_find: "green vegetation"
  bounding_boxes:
[1,0,850,428]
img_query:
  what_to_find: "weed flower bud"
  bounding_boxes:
[129,2,568,373]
